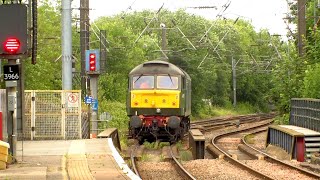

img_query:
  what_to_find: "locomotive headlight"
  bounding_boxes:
[156,108,161,113]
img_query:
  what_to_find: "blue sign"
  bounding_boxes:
[92,99,98,111]
[85,96,93,104]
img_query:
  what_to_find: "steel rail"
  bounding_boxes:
[211,120,275,180]
[170,146,196,180]
[130,145,141,178]
[243,130,320,179]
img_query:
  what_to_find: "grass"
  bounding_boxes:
[143,141,157,149]
[194,102,260,120]
[244,134,255,144]
[179,150,193,161]
[140,154,152,161]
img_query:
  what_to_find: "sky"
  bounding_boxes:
[72,0,291,36]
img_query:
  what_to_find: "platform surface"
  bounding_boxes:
[0,139,132,180]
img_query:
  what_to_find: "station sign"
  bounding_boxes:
[85,96,93,104]
[92,99,98,111]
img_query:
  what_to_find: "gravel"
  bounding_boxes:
[137,162,183,180]
[182,159,258,180]
[242,160,317,180]
[134,119,320,180]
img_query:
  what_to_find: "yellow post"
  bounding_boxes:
[0,141,10,169]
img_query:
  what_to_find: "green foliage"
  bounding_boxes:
[140,154,152,161]
[303,63,320,98]
[179,150,193,161]
[25,1,63,89]
[158,142,170,149]
[23,3,292,122]
[274,113,290,125]
[194,102,262,119]
[244,134,255,144]
[98,100,129,143]
[143,141,157,149]
[142,141,170,149]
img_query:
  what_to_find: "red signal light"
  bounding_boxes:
[3,38,21,54]
[89,53,96,71]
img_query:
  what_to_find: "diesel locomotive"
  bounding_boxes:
[127,60,191,143]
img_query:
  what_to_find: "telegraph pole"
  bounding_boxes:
[297,0,306,57]
[80,0,90,95]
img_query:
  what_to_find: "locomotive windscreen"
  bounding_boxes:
[143,63,169,67]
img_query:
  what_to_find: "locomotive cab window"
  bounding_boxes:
[133,75,154,89]
[157,75,179,89]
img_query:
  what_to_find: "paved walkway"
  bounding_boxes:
[0,139,134,180]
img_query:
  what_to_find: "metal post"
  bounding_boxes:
[100,30,107,73]
[86,77,91,138]
[16,60,24,139]
[297,0,306,57]
[61,0,72,90]
[161,24,167,61]
[232,57,236,108]
[90,75,98,137]
[6,59,17,160]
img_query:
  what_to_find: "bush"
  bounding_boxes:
[98,100,129,147]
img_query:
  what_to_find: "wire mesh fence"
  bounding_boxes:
[22,90,82,140]
[290,98,320,132]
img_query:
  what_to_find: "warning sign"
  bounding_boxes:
[67,93,79,108]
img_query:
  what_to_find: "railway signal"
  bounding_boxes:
[85,49,100,73]
[0,4,28,58]
[89,53,96,71]
[3,38,21,54]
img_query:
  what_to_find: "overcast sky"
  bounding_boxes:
[72,0,291,36]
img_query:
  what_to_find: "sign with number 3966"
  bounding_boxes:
[3,64,20,81]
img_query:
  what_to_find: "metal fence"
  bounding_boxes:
[290,98,320,132]
[24,90,82,140]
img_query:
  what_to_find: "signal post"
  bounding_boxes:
[0,1,37,160]
[85,49,100,138]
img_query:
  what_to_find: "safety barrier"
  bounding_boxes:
[290,98,320,132]
[267,125,320,162]
[97,128,121,151]
[189,129,205,159]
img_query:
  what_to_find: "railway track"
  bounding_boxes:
[208,119,320,179]
[191,113,276,132]
[130,144,196,180]
[242,129,320,179]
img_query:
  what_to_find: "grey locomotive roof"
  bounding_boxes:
[129,60,190,79]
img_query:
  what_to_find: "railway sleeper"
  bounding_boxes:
[206,144,224,159]
[124,145,145,160]
[238,144,265,160]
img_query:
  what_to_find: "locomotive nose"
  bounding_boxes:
[167,116,180,129]
[130,116,142,128]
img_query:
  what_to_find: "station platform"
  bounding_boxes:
[0,138,139,180]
